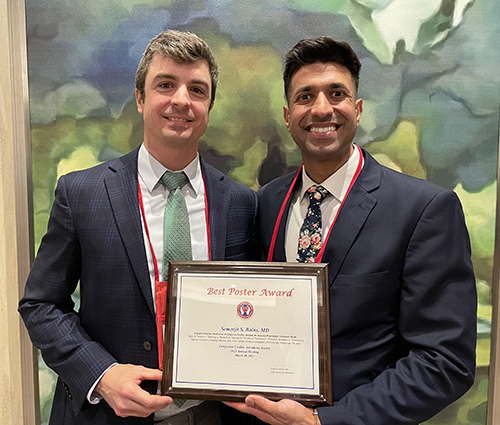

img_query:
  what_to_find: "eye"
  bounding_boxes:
[158,82,172,89]
[331,90,346,98]
[191,86,206,96]
[296,93,312,103]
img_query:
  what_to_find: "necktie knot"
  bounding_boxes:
[307,185,329,204]
[161,171,189,191]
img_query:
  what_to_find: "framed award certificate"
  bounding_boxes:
[161,261,332,407]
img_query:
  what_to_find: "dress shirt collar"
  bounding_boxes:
[138,144,203,196]
[300,144,362,202]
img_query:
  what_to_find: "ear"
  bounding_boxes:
[135,89,144,114]
[355,98,363,126]
[283,105,291,132]
[209,101,214,112]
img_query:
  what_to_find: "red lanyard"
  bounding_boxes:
[137,172,211,368]
[267,145,364,263]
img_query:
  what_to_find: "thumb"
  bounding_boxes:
[245,394,272,411]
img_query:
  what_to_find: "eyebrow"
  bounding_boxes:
[152,73,210,90]
[293,82,351,97]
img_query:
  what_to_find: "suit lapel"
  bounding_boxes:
[321,150,380,284]
[271,173,302,262]
[201,158,230,261]
[104,148,155,317]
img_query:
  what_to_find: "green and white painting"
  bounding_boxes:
[26,0,499,423]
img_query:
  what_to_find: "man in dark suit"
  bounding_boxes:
[224,37,476,425]
[19,30,257,425]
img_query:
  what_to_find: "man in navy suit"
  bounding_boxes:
[224,37,476,424]
[19,30,257,424]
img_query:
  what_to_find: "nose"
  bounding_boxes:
[311,92,333,118]
[171,85,191,107]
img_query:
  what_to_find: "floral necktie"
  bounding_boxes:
[297,185,329,263]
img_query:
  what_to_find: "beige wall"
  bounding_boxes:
[488,133,500,423]
[0,0,39,423]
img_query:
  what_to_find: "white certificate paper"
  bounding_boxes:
[162,262,331,406]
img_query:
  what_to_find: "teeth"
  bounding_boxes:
[167,117,189,122]
[309,126,336,133]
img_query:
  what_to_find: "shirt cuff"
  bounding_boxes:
[87,363,117,404]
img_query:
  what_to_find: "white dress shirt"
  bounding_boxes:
[138,144,208,417]
[137,144,209,293]
[285,146,363,262]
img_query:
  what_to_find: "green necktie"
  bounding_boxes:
[161,171,192,281]
[160,171,191,409]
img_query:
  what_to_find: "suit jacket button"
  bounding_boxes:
[63,382,72,400]
[143,341,152,351]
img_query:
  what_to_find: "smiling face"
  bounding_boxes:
[284,62,363,180]
[135,53,212,168]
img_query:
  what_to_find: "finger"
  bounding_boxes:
[142,394,173,412]
[225,396,280,424]
[246,394,276,412]
[117,393,173,418]
[223,401,248,410]
[134,366,164,383]
[223,400,268,417]
[246,396,313,425]
[127,384,172,410]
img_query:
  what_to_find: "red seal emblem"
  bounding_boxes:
[237,301,254,319]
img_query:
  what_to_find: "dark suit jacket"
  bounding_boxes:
[19,147,258,425]
[251,149,476,425]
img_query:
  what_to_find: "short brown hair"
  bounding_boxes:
[283,37,361,102]
[135,30,219,104]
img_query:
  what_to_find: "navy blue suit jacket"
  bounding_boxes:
[255,149,476,424]
[19,147,258,425]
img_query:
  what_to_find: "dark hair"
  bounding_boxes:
[283,37,361,102]
[135,30,219,104]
